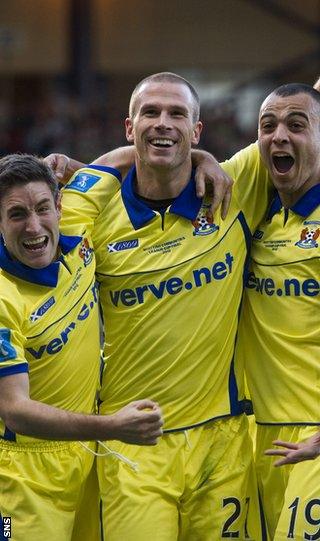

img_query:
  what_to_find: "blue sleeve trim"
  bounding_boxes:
[237,211,252,253]
[0,363,29,378]
[237,211,253,288]
[227,212,253,417]
[228,358,243,416]
[87,164,122,183]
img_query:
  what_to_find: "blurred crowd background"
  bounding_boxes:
[1,0,319,162]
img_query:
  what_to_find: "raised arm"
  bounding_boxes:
[0,372,163,445]
[44,153,85,184]
[45,147,233,218]
[191,149,233,218]
[44,147,136,185]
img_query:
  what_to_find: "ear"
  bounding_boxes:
[191,121,203,145]
[55,192,62,221]
[0,217,6,246]
[125,117,134,143]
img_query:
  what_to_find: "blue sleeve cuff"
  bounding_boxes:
[87,164,122,182]
[0,363,29,378]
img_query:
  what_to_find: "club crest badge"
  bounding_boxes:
[295,226,320,249]
[192,204,219,236]
[79,238,94,266]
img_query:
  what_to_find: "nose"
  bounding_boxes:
[25,212,41,234]
[155,111,172,130]
[272,123,289,144]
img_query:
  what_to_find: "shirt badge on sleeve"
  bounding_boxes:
[65,173,101,193]
[0,329,17,362]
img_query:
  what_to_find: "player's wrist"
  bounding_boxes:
[98,412,120,441]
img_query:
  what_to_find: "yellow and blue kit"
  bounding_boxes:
[236,184,320,540]
[61,143,271,541]
[0,233,101,541]
[238,184,320,425]
[61,144,270,430]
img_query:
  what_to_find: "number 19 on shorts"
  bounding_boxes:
[287,498,320,540]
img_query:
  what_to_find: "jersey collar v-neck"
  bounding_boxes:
[267,183,320,221]
[0,234,82,287]
[121,165,202,230]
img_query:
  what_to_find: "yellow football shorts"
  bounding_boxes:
[0,439,95,541]
[71,456,101,541]
[247,414,257,455]
[256,424,320,541]
[97,414,265,541]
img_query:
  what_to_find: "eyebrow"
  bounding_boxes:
[7,197,52,213]
[140,102,160,111]
[140,102,189,113]
[260,111,309,122]
[35,198,52,206]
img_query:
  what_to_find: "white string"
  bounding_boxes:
[79,440,139,472]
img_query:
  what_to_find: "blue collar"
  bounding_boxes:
[121,166,202,230]
[267,184,320,221]
[0,234,82,287]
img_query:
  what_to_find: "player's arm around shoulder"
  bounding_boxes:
[45,146,136,185]
[60,164,123,236]
[221,142,265,189]
[221,142,273,229]
[92,146,135,178]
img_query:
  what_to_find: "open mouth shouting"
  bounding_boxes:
[22,236,49,252]
[272,153,295,174]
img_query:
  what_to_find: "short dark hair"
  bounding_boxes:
[129,72,200,122]
[273,83,320,106]
[0,154,58,204]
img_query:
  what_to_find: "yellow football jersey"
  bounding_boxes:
[0,234,101,443]
[237,185,320,424]
[61,145,271,430]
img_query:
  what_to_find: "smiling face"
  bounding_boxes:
[258,91,320,205]
[0,181,61,268]
[125,81,202,172]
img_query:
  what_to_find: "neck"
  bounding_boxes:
[279,192,299,209]
[279,178,320,209]
[134,158,192,199]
